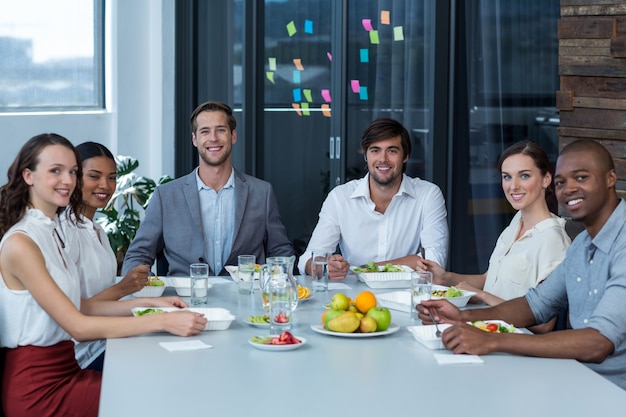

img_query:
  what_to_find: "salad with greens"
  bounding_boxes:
[432,286,464,298]
[353,262,404,273]
[471,320,516,333]
[134,308,165,316]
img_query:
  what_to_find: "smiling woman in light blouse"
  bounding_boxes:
[421,141,571,316]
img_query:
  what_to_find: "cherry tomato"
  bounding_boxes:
[486,323,499,332]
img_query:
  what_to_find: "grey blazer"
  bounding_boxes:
[121,169,294,276]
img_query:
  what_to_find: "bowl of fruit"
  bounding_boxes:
[132,276,166,297]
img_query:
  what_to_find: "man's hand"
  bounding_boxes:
[328,254,350,280]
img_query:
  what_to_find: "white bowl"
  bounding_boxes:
[131,307,235,331]
[430,285,476,308]
[132,285,166,298]
[407,324,452,350]
[168,277,213,297]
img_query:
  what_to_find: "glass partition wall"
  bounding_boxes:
[177,0,560,273]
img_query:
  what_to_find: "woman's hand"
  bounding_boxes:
[420,259,449,285]
[149,296,188,309]
[160,311,207,336]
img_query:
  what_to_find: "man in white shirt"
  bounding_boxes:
[298,118,449,279]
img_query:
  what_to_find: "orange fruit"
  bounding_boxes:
[355,291,377,314]
[321,309,328,325]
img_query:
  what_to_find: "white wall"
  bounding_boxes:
[0,0,175,182]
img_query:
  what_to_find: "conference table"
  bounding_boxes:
[99,275,626,417]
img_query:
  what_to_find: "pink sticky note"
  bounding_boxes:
[321,89,332,103]
[351,80,360,93]
[327,52,332,62]
[362,19,373,31]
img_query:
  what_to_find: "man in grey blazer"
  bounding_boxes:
[122,101,294,276]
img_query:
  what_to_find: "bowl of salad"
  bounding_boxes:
[350,262,414,289]
[132,276,166,298]
[430,284,476,308]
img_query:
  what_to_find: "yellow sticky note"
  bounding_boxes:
[301,102,310,116]
[394,26,404,41]
[266,72,275,84]
[293,58,304,71]
[381,10,390,25]
[268,57,276,71]
[286,21,297,37]
[292,103,302,116]
[303,89,312,102]
[369,30,379,45]
[321,104,331,117]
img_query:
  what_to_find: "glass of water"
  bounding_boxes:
[237,255,256,294]
[190,263,209,305]
[310,249,331,292]
[411,271,432,320]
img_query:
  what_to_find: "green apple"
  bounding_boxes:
[330,293,350,311]
[366,306,392,331]
[323,309,344,328]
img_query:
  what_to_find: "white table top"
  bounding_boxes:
[99,275,626,416]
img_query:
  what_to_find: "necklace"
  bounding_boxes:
[53,228,66,249]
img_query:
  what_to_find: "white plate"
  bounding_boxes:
[248,336,307,351]
[298,295,313,302]
[351,265,413,289]
[243,317,270,328]
[310,323,400,338]
[167,277,213,297]
[131,307,235,331]
[377,287,476,311]
[470,320,522,334]
[407,324,452,349]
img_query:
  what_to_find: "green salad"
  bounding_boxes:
[432,286,464,298]
[135,308,165,316]
[353,262,404,273]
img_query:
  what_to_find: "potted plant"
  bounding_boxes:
[96,155,172,273]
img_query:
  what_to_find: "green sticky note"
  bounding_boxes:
[268,57,276,71]
[266,72,275,84]
[286,21,297,37]
[303,89,312,102]
[301,102,310,116]
[369,30,379,45]
[394,26,404,41]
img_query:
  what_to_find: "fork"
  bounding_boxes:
[429,312,442,338]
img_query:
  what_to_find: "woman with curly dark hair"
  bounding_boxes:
[0,134,206,417]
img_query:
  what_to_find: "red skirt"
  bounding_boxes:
[2,341,101,417]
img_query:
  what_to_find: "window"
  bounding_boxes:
[0,0,103,111]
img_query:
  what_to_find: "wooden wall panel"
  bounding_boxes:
[558,0,626,194]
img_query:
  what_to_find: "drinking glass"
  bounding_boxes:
[268,278,293,335]
[190,263,209,305]
[310,249,331,292]
[237,255,256,294]
[411,271,432,320]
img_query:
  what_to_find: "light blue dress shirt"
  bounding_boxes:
[196,168,235,275]
[526,199,626,390]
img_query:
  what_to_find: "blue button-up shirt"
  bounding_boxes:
[526,199,626,389]
[196,168,235,275]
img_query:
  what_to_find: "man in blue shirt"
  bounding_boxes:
[418,139,626,390]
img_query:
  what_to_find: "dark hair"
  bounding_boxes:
[360,118,412,172]
[76,141,115,164]
[0,133,83,238]
[189,101,237,133]
[560,139,615,172]
[498,140,552,177]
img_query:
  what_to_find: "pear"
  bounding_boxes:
[326,311,360,333]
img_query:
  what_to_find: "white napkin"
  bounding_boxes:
[159,340,213,352]
[328,282,351,290]
[433,353,484,365]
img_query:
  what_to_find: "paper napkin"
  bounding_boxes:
[433,353,484,365]
[159,340,213,352]
[328,282,351,290]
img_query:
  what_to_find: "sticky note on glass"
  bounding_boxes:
[304,19,313,34]
[327,52,333,62]
[286,21,297,36]
[268,57,276,71]
[292,103,302,116]
[293,88,302,102]
[301,102,310,116]
[362,19,373,31]
[321,89,332,103]
[369,30,379,44]
[321,104,331,117]
[351,79,360,93]
[303,89,312,102]
[293,70,301,84]
[381,10,390,25]
[266,72,275,84]
[293,59,304,71]
[360,48,369,63]
[394,26,404,41]
[359,86,368,100]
